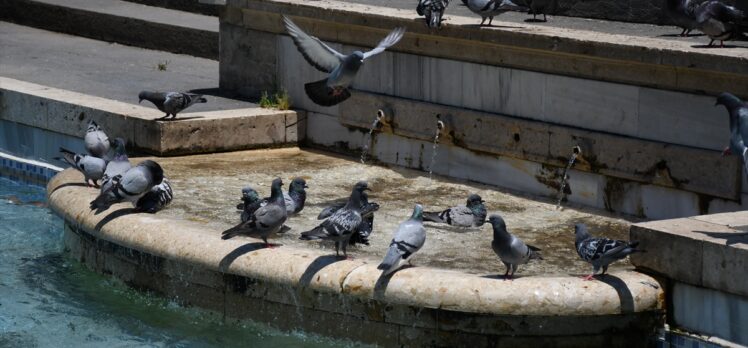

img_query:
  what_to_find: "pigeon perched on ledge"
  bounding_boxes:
[284,177,308,215]
[694,0,745,47]
[715,92,748,173]
[378,204,427,276]
[318,191,379,246]
[55,147,106,187]
[90,160,164,213]
[574,224,643,281]
[423,193,487,228]
[84,120,110,159]
[282,16,405,106]
[135,177,173,213]
[222,178,288,248]
[417,0,450,28]
[138,91,207,120]
[665,0,699,36]
[466,0,528,26]
[489,214,542,280]
[100,138,131,193]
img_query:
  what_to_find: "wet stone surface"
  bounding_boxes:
[150,148,639,277]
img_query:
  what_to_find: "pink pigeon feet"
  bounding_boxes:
[581,274,595,281]
[722,147,732,156]
[330,87,345,97]
[264,243,280,249]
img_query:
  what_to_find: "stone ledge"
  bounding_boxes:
[631,212,748,297]
[229,0,748,97]
[0,77,303,156]
[48,168,664,345]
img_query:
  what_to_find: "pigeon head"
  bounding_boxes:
[289,177,308,193]
[715,92,743,109]
[488,214,509,239]
[411,204,424,221]
[139,160,164,185]
[86,120,100,132]
[270,178,284,199]
[466,194,485,207]
[342,52,365,71]
[241,186,259,202]
[351,51,364,62]
[111,138,127,158]
[574,223,591,243]
[353,181,371,193]
[138,91,159,104]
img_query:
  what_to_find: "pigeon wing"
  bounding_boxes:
[363,27,406,60]
[283,16,344,73]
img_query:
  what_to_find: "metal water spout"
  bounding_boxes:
[361,109,393,164]
[556,145,582,210]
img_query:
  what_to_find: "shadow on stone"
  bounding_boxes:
[94,207,137,230]
[49,182,89,195]
[298,255,343,287]
[597,274,635,313]
[218,242,267,272]
[156,116,205,122]
[694,230,748,246]
[373,265,414,298]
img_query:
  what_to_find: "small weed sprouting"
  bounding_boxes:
[259,89,291,110]
[156,60,169,71]
[259,91,273,108]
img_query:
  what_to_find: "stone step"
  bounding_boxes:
[0,0,218,59]
[122,0,218,16]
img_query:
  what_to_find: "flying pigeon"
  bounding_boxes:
[523,0,555,22]
[135,177,173,213]
[138,91,207,120]
[100,138,132,193]
[423,193,487,227]
[378,204,427,276]
[300,181,370,258]
[665,0,699,36]
[84,120,110,159]
[489,215,542,280]
[466,0,527,26]
[574,224,643,281]
[284,177,308,215]
[318,191,379,246]
[222,178,288,247]
[282,16,405,106]
[715,92,748,173]
[55,147,107,187]
[417,0,450,28]
[694,0,745,47]
[90,160,164,213]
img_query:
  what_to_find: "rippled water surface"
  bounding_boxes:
[0,176,363,347]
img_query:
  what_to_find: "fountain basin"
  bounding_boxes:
[48,150,664,346]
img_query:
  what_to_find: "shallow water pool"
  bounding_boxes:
[0,176,364,347]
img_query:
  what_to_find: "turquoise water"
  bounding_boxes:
[0,177,361,348]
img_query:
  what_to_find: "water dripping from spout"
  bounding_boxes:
[556,146,581,210]
[360,117,382,165]
[428,120,445,182]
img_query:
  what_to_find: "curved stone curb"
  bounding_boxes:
[48,168,664,346]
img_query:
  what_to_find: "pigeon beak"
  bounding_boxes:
[138,98,143,104]
[363,187,371,191]
[304,184,309,188]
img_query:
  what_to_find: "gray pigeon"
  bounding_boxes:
[574,224,643,281]
[523,0,555,22]
[100,138,132,193]
[138,91,207,120]
[378,204,427,276]
[84,120,110,159]
[317,191,379,246]
[666,0,699,36]
[90,160,164,213]
[284,177,308,215]
[694,0,745,47]
[489,215,542,280]
[282,16,405,106]
[417,0,450,28]
[466,0,527,26]
[222,178,288,247]
[715,92,748,173]
[300,181,370,258]
[55,147,107,187]
[237,186,260,210]
[423,193,487,227]
[135,177,173,213]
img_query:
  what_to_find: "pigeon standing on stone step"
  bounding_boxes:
[222,178,288,247]
[666,0,699,36]
[715,92,748,173]
[237,186,265,221]
[282,16,405,107]
[378,204,427,276]
[138,91,207,120]
[90,160,164,213]
[574,224,643,281]
[417,0,450,28]
[466,0,528,26]
[694,0,745,47]
[423,193,487,228]
[284,177,308,215]
[100,138,132,193]
[489,214,542,280]
[318,191,379,246]
[55,147,107,187]
[300,181,370,258]
[523,0,555,22]
[84,120,110,159]
[135,177,173,213]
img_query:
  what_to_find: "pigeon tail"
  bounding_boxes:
[304,79,351,107]
[221,223,246,240]
[422,211,445,223]
[300,226,327,240]
[89,191,115,212]
[57,147,78,167]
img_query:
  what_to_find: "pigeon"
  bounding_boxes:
[100,138,132,193]
[377,204,427,276]
[55,147,107,187]
[300,181,370,258]
[135,177,173,213]
[488,215,542,280]
[222,178,288,247]
[694,0,745,47]
[138,91,207,120]
[284,177,308,215]
[282,16,405,106]
[423,193,487,227]
[90,160,164,213]
[665,0,699,36]
[574,224,643,281]
[317,191,379,246]
[84,120,110,159]
[236,186,260,210]
[523,0,555,22]
[417,0,450,28]
[715,92,748,172]
[466,0,528,26]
